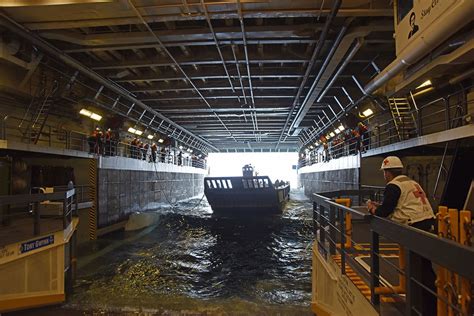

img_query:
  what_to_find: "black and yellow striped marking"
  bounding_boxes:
[88,158,97,240]
[332,255,399,303]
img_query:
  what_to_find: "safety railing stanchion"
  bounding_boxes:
[459,210,472,316]
[319,205,326,258]
[313,201,318,235]
[437,206,448,316]
[370,229,380,306]
[339,207,346,275]
[33,201,40,235]
[329,205,336,256]
[447,208,459,316]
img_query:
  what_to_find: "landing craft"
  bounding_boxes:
[204,164,290,215]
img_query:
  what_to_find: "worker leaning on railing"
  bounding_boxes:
[367,156,437,315]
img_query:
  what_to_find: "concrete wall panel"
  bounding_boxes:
[97,167,205,228]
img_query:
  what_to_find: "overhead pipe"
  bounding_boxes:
[0,12,218,152]
[236,0,259,141]
[302,3,474,149]
[363,0,474,95]
[316,38,364,102]
[275,0,343,149]
[126,0,237,143]
[288,22,393,138]
[200,0,238,99]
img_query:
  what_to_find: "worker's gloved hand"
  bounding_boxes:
[366,199,379,215]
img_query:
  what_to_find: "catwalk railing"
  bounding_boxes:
[0,115,207,169]
[0,188,76,246]
[299,86,472,169]
[312,189,474,315]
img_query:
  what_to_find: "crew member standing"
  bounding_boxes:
[151,143,157,163]
[367,156,436,315]
[104,128,112,156]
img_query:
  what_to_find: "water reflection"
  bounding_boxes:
[69,193,313,314]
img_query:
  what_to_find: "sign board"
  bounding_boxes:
[20,235,54,254]
[395,0,465,56]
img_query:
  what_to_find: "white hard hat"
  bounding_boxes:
[380,156,403,170]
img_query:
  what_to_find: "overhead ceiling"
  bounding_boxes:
[0,0,396,153]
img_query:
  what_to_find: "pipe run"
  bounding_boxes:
[275,0,343,149]
[363,0,474,95]
[0,13,218,152]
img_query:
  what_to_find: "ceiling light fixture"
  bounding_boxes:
[79,108,102,121]
[416,80,432,89]
[128,127,143,136]
[362,108,374,117]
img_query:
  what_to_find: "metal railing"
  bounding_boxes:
[300,86,472,169]
[31,185,91,204]
[312,189,474,315]
[369,89,471,150]
[0,189,77,245]
[0,115,207,169]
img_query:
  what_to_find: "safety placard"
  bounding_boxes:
[20,235,55,254]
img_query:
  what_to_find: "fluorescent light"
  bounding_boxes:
[80,108,102,121]
[90,113,102,121]
[79,109,92,117]
[329,132,335,137]
[147,135,154,140]
[334,128,341,134]
[179,145,183,149]
[412,87,434,97]
[362,108,374,117]
[309,145,314,149]
[128,127,136,133]
[158,138,164,143]
[134,130,143,136]
[416,80,432,89]
[338,125,345,131]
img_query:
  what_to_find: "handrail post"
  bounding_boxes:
[319,205,326,258]
[444,98,450,130]
[405,250,424,315]
[63,197,67,229]
[370,229,380,306]
[340,208,346,275]
[329,204,336,256]
[313,201,318,235]
[33,201,40,235]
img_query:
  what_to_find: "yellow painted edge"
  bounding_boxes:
[311,301,333,316]
[0,293,65,313]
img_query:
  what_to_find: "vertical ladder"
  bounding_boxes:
[387,96,418,141]
[21,81,58,144]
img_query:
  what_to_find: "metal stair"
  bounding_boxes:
[19,81,59,144]
[387,95,418,141]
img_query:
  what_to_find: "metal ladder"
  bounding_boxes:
[387,95,418,141]
[19,81,58,144]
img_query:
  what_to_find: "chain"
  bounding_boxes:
[463,219,472,247]
[445,216,454,241]
[437,213,445,238]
